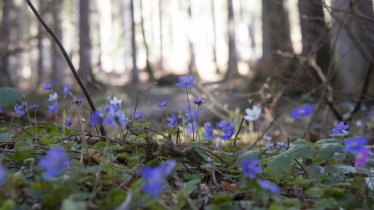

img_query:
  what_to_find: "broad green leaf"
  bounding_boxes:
[0,87,23,107]
[61,199,87,210]
[264,139,314,181]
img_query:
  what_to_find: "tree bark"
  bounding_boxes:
[79,0,93,83]
[37,0,48,87]
[210,0,220,74]
[130,0,139,84]
[298,0,330,73]
[51,0,65,89]
[187,0,197,75]
[158,0,164,70]
[262,0,293,60]
[0,0,14,87]
[226,0,239,79]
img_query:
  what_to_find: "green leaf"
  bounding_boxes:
[0,87,23,107]
[61,199,87,210]
[264,139,314,181]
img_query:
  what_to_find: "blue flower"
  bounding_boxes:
[89,111,104,125]
[184,106,198,122]
[241,157,262,179]
[176,75,195,88]
[73,96,83,105]
[290,104,313,119]
[355,147,370,167]
[104,107,127,128]
[116,111,127,128]
[343,136,368,153]
[48,92,58,102]
[216,120,229,129]
[14,101,27,116]
[265,143,274,149]
[133,111,143,120]
[216,120,234,140]
[65,118,73,127]
[38,147,69,180]
[276,141,287,149]
[47,102,59,114]
[107,96,122,112]
[186,121,197,134]
[193,97,207,105]
[42,82,54,90]
[167,114,177,128]
[257,179,281,195]
[29,104,39,110]
[0,165,6,187]
[156,98,169,109]
[330,121,349,137]
[0,106,3,113]
[140,160,176,198]
[202,122,213,140]
[62,84,72,96]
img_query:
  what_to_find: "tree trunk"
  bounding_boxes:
[298,0,330,73]
[210,0,220,74]
[158,0,164,70]
[37,0,48,87]
[51,0,65,90]
[331,0,374,97]
[187,0,197,75]
[0,0,13,87]
[226,0,239,79]
[139,0,155,81]
[130,0,139,84]
[79,0,93,83]
[262,0,293,60]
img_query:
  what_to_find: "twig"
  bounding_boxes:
[294,159,309,179]
[25,0,106,137]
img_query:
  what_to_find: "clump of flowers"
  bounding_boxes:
[343,136,370,167]
[244,105,261,122]
[167,114,177,128]
[216,120,235,140]
[140,160,176,198]
[290,104,313,119]
[14,101,27,116]
[241,156,262,179]
[38,147,69,180]
[330,121,349,137]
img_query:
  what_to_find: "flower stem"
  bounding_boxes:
[185,87,194,140]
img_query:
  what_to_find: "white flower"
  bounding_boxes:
[48,92,58,102]
[107,96,122,106]
[244,105,261,122]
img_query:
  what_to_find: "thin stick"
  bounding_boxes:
[25,0,106,137]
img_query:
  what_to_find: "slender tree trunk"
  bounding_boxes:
[120,0,129,71]
[210,0,220,74]
[187,0,197,75]
[37,0,48,87]
[51,0,65,89]
[262,0,293,60]
[130,0,139,84]
[226,0,239,79]
[298,0,330,73]
[79,0,93,83]
[158,0,164,70]
[139,0,155,81]
[0,0,13,87]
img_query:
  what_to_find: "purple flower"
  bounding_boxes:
[29,104,39,110]
[202,122,213,140]
[116,112,127,128]
[62,84,72,96]
[167,114,177,128]
[42,82,54,91]
[14,101,27,116]
[73,96,83,105]
[330,121,349,137]
[263,135,272,141]
[89,111,104,125]
[193,97,207,105]
[186,121,197,134]
[241,157,262,179]
[48,92,58,102]
[133,111,143,120]
[47,102,59,114]
[216,120,234,140]
[107,96,122,112]
[265,143,274,149]
[65,118,73,127]
[184,106,198,122]
[0,165,6,187]
[290,104,313,119]
[216,120,230,129]
[156,98,169,109]
[257,179,281,195]
[176,74,196,88]
[140,160,176,198]
[354,147,370,167]
[343,136,368,153]
[0,106,3,113]
[276,141,287,149]
[104,107,127,128]
[38,147,69,180]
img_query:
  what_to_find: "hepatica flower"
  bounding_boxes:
[29,104,39,110]
[47,102,59,114]
[216,120,234,140]
[0,165,6,187]
[140,160,176,198]
[167,114,177,128]
[133,111,143,120]
[42,81,54,91]
[107,96,122,111]
[290,104,313,119]
[48,92,58,102]
[156,98,169,109]
[62,84,72,96]
[89,110,104,125]
[186,121,197,134]
[330,121,349,137]
[354,147,370,167]
[73,96,83,105]
[343,136,368,153]
[176,74,195,88]
[14,101,27,116]
[276,141,287,149]
[193,97,207,106]
[202,122,214,140]
[257,179,281,195]
[65,118,73,127]
[244,105,261,122]
[0,106,3,113]
[241,156,262,179]
[38,147,69,180]
[104,106,127,128]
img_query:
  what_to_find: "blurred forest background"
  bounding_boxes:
[0,0,373,111]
